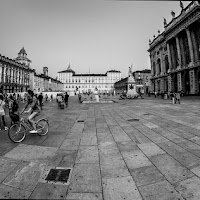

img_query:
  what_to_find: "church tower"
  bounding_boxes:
[15,47,31,67]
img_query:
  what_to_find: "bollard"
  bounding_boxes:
[172,97,175,104]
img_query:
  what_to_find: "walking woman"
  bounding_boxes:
[0,94,8,130]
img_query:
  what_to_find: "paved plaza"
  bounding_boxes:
[0,95,200,199]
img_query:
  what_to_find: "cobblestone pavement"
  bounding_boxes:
[0,95,200,199]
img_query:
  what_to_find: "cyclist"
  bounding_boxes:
[20,90,41,134]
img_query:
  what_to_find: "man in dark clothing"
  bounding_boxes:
[64,92,69,106]
[37,93,43,110]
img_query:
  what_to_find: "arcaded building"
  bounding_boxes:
[148,1,200,94]
[57,64,121,94]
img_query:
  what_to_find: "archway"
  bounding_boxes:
[157,59,161,75]
[165,56,169,73]
[184,70,190,95]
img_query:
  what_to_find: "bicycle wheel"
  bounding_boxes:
[8,123,26,143]
[36,119,49,136]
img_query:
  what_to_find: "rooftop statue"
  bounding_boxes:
[180,1,184,9]
[171,10,175,18]
[163,17,167,27]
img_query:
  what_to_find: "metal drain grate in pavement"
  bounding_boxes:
[45,168,71,184]
[77,120,85,122]
[127,118,140,122]
[144,113,150,115]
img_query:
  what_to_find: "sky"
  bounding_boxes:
[0,0,191,79]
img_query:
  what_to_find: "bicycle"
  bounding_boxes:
[8,114,49,143]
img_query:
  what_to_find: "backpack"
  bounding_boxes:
[12,100,19,113]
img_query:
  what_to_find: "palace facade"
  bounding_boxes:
[57,64,121,94]
[148,1,200,94]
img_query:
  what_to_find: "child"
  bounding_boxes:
[0,94,8,130]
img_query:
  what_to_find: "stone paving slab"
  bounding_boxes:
[102,176,142,200]
[75,145,99,164]
[66,192,103,200]
[0,184,32,199]
[150,153,194,184]
[138,180,184,200]
[68,163,101,193]
[4,144,58,162]
[1,96,200,199]
[130,165,165,187]
[29,182,67,199]
[3,161,46,191]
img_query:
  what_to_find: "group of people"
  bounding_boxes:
[170,91,181,104]
[56,92,69,108]
[0,90,41,133]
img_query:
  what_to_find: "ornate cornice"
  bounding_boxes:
[0,54,33,71]
[148,1,200,51]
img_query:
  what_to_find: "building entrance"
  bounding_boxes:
[173,73,178,92]
[198,70,200,95]
[184,70,190,95]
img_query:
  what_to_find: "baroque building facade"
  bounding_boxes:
[57,64,121,94]
[0,47,63,94]
[148,1,200,95]
[0,48,34,93]
[114,69,151,94]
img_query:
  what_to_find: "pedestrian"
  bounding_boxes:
[78,93,82,103]
[0,94,8,130]
[171,92,176,104]
[175,91,181,104]
[140,87,144,99]
[50,94,53,102]
[154,91,157,98]
[45,94,48,102]
[8,95,19,125]
[57,94,63,108]
[64,92,69,106]
[38,93,43,110]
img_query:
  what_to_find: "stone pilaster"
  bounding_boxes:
[191,30,199,62]
[189,69,195,94]
[168,75,174,92]
[177,72,182,91]
[167,43,172,72]
[186,28,195,64]
[155,80,158,92]
[176,36,182,69]
[194,69,198,94]
[160,79,165,92]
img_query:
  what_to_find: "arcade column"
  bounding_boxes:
[189,69,195,94]
[177,72,182,91]
[167,75,174,92]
